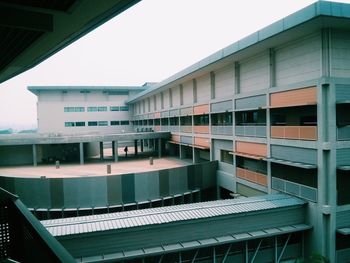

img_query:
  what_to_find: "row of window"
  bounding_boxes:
[64,120,130,127]
[64,106,129,112]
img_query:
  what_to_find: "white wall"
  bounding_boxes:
[182,80,193,105]
[172,86,180,107]
[275,33,321,86]
[196,74,210,103]
[215,64,234,99]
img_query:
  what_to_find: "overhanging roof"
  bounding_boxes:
[126,1,350,103]
[0,0,141,84]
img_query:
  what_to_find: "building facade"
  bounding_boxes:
[126,2,350,261]
[28,86,147,134]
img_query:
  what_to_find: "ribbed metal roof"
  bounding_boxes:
[42,194,305,237]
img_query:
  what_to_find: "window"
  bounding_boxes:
[65,122,75,127]
[194,114,209,125]
[154,119,160,125]
[64,107,84,112]
[111,121,120,125]
[120,106,129,111]
[98,106,107,112]
[161,118,168,126]
[221,150,233,164]
[88,107,98,112]
[170,117,179,126]
[88,121,98,126]
[110,106,120,111]
[75,122,85,127]
[120,120,129,125]
[212,112,232,126]
[98,121,108,126]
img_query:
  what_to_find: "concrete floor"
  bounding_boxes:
[0,157,191,178]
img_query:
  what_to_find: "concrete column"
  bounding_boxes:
[158,138,162,158]
[154,138,157,150]
[192,147,197,164]
[113,141,118,162]
[79,142,84,165]
[99,142,104,161]
[134,140,138,156]
[141,139,144,152]
[32,144,37,167]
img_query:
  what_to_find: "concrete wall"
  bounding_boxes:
[215,64,234,99]
[331,30,350,78]
[0,145,33,166]
[182,80,193,105]
[0,161,217,209]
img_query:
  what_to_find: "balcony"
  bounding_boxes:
[193,125,209,134]
[271,126,317,140]
[160,125,169,132]
[235,124,266,137]
[272,177,317,202]
[169,126,179,132]
[211,125,233,136]
[236,167,267,186]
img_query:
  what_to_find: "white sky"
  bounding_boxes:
[0,0,349,128]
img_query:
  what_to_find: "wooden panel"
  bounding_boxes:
[194,137,210,148]
[271,126,317,140]
[193,104,209,115]
[193,125,209,134]
[236,141,267,157]
[270,87,317,108]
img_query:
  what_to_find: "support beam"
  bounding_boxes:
[32,144,37,166]
[0,5,53,32]
[277,234,291,263]
[158,138,162,158]
[79,142,84,165]
[250,239,262,263]
[191,249,199,263]
[113,140,118,162]
[221,244,232,263]
[99,141,104,161]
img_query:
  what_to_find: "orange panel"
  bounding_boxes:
[193,125,209,134]
[236,167,245,179]
[171,135,180,142]
[194,137,210,148]
[256,173,268,186]
[154,125,160,131]
[154,112,161,118]
[236,167,267,186]
[300,126,317,140]
[270,86,317,108]
[271,126,284,138]
[193,104,209,115]
[284,126,299,139]
[236,141,267,157]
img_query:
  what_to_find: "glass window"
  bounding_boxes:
[120,106,129,111]
[88,121,98,126]
[64,107,74,112]
[120,120,130,125]
[110,106,120,111]
[88,107,98,112]
[98,121,108,126]
[98,106,107,112]
[161,118,168,125]
[65,122,75,127]
[111,121,120,125]
[75,107,85,112]
[75,122,85,126]
[221,150,233,164]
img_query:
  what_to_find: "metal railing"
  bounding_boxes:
[235,125,267,137]
[272,177,317,202]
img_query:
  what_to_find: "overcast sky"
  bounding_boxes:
[0,0,348,128]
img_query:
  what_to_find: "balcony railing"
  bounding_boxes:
[211,125,233,136]
[169,126,180,132]
[193,125,209,134]
[180,125,192,133]
[160,125,169,132]
[236,167,267,186]
[337,125,350,140]
[235,125,266,137]
[271,126,317,140]
[272,177,317,202]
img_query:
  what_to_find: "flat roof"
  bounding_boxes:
[28,85,147,96]
[127,1,350,103]
[42,194,306,237]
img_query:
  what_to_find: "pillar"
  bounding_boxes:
[113,141,118,162]
[134,140,138,156]
[179,145,185,159]
[32,144,37,167]
[99,141,104,161]
[79,142,84,165]
[158,138,162,158]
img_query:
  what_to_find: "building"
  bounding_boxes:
[125,1,350,261]
[28,86,147,134]
[1,1,350,262]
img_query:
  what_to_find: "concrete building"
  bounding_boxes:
[28,86,147,134]
[125,1,350,261]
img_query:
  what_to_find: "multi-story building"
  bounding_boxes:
[126,2,350,260]
[28,85,147,134]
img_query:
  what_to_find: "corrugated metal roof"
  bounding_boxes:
[42,194,305,237]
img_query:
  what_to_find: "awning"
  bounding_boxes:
[268,158,317,169]
[337,227,350,235]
